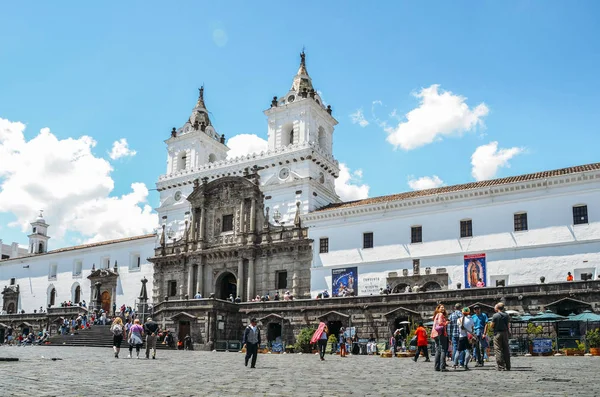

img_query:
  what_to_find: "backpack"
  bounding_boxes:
[112,325,122,336]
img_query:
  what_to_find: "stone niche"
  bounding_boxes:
[2,285,20,314]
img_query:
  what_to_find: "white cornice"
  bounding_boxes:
[303,171,600,224]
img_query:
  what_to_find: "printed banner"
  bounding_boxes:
[332,267,358,297]
[358,275,384,296]
[464,253,486,288]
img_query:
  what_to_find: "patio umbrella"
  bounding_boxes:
[516,313,533,322]
[571,310,600,322]
[398,321,411,325]
[506,310,520,316]
[530,310,566,322]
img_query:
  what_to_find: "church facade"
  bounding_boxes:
[1,51,600,349]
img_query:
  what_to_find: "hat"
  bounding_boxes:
[462,307,470,314]
[473,304,481,309]
[250,318,257,323]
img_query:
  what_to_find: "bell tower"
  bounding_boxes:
[28,211,50,254]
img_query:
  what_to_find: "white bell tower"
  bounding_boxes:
[28,211,50,254]
[261,51,341,220]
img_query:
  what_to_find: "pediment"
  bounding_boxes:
[544,297,592,309]
[258,313,286,323]
[87,268,119,280]
[383,306,420,317]
[318,310,350,320]
[468,302,496,311]
[170,311,198,321]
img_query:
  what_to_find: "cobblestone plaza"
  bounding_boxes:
[1,346,599,396]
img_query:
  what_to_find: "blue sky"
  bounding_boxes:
[1,1,599,248]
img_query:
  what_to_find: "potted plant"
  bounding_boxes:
[586,329,600,356]
[294,326,316,354]
[526,323,544,354]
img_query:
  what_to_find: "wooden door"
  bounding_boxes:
[101,291,111,313]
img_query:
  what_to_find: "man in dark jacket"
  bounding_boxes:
[144,317,160,359]
[243,318,261,368]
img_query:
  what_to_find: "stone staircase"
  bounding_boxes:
[43,325,172,350]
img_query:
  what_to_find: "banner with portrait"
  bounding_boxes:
[464,253,486,288]
[332,267,358,297]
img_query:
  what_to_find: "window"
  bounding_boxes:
[208,153,216,163]
[573,205,588,225]
[289,129,294,145]
[319,238,329,253]
[49,263,57,280]
[1,254,9,260]
[276,271,288,290]
[168,280,177,297]
[73,260,82,277]
[10,278,16,285]
[178,152,187,170]
[460,220,472,238]
[411,226,422,244]
[33,227,37,233]
[490,275,509,287]
[222,214,234,232]
[130,254,141,270]
[363,232,374,249]
[514,213,528,231]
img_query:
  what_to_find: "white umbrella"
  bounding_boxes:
[398,321,411,325]
[506,310,520,316]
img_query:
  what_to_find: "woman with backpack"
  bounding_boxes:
[110,317,126,358]
[431,303,449,371]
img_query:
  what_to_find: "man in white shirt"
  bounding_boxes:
[453,307,474,370]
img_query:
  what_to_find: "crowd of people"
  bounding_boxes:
[110,316,186,359]
[2,325,50,345]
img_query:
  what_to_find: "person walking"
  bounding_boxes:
[431,304,449,371]
[243,318,261,368]
[110,317,125,358]
[447,303,464,366]
[144,317,160,359]
[311,321,329,361]
[413,322,430,362]
[127,318,144,359]
[472,305,488,367]
[339,328,347,358]
[453,307,474,370]
[490,302,511,371]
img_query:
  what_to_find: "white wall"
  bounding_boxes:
[0,236,156,312]
[307,179,600,297]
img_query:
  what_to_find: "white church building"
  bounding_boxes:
[1,51,599,314]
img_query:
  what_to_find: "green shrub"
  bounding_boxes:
[586,328,600,348]
[294,326,317,353]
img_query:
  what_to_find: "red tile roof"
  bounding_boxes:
[316,162,600,212]
[0,234,155,262]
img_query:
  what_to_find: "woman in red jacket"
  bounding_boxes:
[413,322,430,362]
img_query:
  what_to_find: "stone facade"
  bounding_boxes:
[150,175,313,304]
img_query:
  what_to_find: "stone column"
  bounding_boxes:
[199,207,206,241]
[249,199,256,232]
[239,200,245,233]
[187,262,194,297]
[237,258,245,302]
[292,270,299,298]
[247,258,255,301]
[197,262,204,297]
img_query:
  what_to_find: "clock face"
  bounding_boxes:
[287,95,295,103]
[174,191,182,202]
[279,167,290,180]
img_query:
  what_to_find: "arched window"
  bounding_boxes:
[72,283,81,303]
[177,152,187,170]
[48,285,57,307]
[208,153,216,163]
[289,129,294,145]
[38,242,44,253]
[318,126,326,149]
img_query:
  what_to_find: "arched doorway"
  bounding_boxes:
[217,272,237,300]
[7,302,15,314]
[392,284,409,294]
[421,281,442,292]
[267,323,282,343]
[101,291,111,313]
[72,283,81,303]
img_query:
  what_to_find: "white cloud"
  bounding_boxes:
[408,175,444,191]
[226,134,268,159]
[385,84,489,150]
[350,109,369,127]
[335,163,369,201]
[471,141,524,181]
[0,117,157,245]
[109,138,137,160]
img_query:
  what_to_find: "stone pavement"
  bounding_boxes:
[1,346,599,397]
